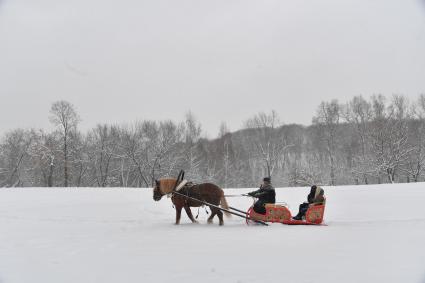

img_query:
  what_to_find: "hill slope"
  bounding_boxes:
[1,184,425,283]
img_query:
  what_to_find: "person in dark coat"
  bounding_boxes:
[248,177,276,214]
[292,185,325,220]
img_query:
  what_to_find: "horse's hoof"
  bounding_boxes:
[207,220,213,224]
[193,221,199,224]
[219,222,224,226]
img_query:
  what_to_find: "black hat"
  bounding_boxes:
[263,177,271,183]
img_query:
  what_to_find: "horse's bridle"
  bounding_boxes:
[153,170,186,200]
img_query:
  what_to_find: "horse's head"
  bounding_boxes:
[153,178,177,201]
[153,180,163,201]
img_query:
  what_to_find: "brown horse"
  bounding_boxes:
[153,178,230,225]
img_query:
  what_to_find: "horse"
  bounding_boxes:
[153,178,230,225]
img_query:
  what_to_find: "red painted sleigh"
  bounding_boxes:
[246,202,326,225]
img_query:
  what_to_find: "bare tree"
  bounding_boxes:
[313,100,341,186]
[369,95,413,183]
[26,130,59,187]
[216,122,233,187]
[343,95,373,184]
[222,138,232,188]
[148,121,183,183]
[245,110,292,181]
[87,125,119,187]
[49,101,80,187]
[119,123,151,187]
[182,112,203,180]
[218,122,230,139]
[0,129,33,187]
[401,94,425,182]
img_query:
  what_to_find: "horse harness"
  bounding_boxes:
[172,181,203,205]
[167,170,207,216]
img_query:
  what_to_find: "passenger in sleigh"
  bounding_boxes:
[247,177,276,214]
[292,185,325,220]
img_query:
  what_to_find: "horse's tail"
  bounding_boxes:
[220,193,231,217]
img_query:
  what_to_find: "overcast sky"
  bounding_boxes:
[1,0,424,137]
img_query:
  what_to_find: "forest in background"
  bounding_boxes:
[1,94,425,188]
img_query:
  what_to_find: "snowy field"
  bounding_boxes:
[1,184,425,283]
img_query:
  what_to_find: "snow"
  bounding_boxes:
[1,184,425,283]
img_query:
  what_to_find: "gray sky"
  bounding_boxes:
[1,0,425,137]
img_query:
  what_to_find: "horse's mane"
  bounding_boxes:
[159,178,177,194]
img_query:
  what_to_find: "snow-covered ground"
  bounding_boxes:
[1,184,425,283]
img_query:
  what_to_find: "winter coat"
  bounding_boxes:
[307,186,325,205]
[249,184,276,204]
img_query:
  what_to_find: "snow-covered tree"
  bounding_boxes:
[49,101,80,187]
[342,95,373,184]
[369,95,413,183]
[313,100,341,186]
[244,110,292,182]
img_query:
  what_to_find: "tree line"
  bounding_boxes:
[1,95,425,188]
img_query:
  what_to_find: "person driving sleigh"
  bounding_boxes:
[247,177,276,214]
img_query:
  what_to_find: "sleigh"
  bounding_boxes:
[156,170,326,226]
[246,203,326,225]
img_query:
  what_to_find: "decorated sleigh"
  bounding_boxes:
[246,202,326,225]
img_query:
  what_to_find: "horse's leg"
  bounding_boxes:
[175,205,182,225]
[184,206,198,224]
[217,210,224,226]
[207,206,217,224]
